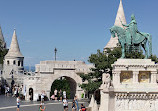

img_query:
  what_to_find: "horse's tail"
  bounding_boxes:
[147,34,152,57]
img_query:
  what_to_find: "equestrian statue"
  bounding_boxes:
[110,14,152,59]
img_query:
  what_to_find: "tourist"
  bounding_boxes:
[63,98,68,111]
[63,90,66,99]
[7,86,10,96]
[72,99,76,111]
[16,86,19,97]
[59,89,62,101]
[80,104,86,111]
[54,89,58,100]
[17,96,20,111]
[5,85,8,96]
[50,94,55,100]
[41,91,45,105]
[14,85,17,97]
[39,105,46,111]
[74,96,79,111]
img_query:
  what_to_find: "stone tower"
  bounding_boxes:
[104,0,127,51]
[3,29,24,85]
[0,26,6,49]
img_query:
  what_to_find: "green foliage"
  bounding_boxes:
[80,47,121,92]
[149,55,158,64]
[50,78,71,99]
[0,40,8,64]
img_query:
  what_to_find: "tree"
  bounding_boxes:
[80,47,122,93]
[0,40,8,64]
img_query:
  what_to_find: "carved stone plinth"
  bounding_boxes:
[99,59,158,111]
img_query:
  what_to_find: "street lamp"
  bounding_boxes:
[54,47,57,61]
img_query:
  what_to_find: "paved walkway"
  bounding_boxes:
[0,95,89,111]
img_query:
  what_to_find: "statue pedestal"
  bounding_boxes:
[99,59,158,111]
[99,88,114,111]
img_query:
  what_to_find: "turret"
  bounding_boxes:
[3,29,24,85]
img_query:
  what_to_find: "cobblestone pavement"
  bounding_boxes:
[0,95,89,111]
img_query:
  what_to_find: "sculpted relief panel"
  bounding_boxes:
[120,71,132,83]
[139,71,150,83]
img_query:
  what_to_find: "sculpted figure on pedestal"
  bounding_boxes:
[101,73,113,89]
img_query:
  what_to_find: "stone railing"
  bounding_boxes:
[115,92,158,110]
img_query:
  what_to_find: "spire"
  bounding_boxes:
[0,26,6,48]
[114,0,126,26]
[104,0,127,50]
[5,29,23,58]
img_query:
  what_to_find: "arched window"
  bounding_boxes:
[18,61,20,66]
[7,61,10,65]
[13,60,16,65]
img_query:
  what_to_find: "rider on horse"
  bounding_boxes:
[121,14,144,45]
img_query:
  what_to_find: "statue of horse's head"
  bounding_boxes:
[110,26,116,38]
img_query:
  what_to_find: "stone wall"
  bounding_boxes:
[24,61,92,101]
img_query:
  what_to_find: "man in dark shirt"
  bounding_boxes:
[81,104,86,111]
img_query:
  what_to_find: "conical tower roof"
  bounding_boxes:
[0,26,6,48]
[104,0,126,50]
[5,29,23,58]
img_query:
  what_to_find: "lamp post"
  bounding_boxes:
[54,47,57,61]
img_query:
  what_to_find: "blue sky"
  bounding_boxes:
[0,0,158,66]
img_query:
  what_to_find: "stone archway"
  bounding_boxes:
[50,76,77,99]
[42,70,83,99]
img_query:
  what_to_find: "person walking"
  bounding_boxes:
[72,99,76,111]
[74,96,79,111]
[17,96,20,111]
[63,98,68,111]
[63,90,66,99]
[41,91,45,105]
[59,89,62,101]
[54,89,58,100]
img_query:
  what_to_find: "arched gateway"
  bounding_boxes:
[24,61,92,101]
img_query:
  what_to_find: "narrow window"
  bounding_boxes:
[7,61,10,65]
[13,60,16,65]
[18,61,20,66]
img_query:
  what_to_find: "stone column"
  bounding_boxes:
[112,72,116,85]
[116,71,121,85]
[99,89,109,111]
[151,71,157,84]
[133,71,139,84]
